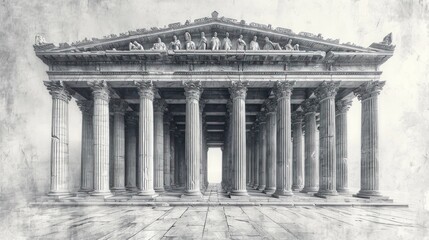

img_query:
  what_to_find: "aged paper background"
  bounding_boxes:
[0,0,428,237]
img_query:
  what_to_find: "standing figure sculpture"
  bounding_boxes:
[222,32,233,50]
[211,32,221,50]
[285,39,294,51]
[198,32,208,50]
[184,32,196,50]
[129,41,144,51]
[237,35,247,50]
[263,37,282,50]
[249,36,260,50]
[151,37,167,50]
[293,44,300,51]
[170,35,181,50]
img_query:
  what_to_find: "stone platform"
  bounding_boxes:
[31,184,405,207]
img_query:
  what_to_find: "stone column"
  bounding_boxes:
[199,101,206,191]
[229,81,248,196]
[183,81,202,196]
[45,81,72,196]
[109,115,114,189]
[257,112,267,191]
[77,100,94,193]
[252,124,260,189]
[335,100,352,194]
[169,123,176,187]
[301,99,319,193]
[246,132,251,186]
[354,81,386,198]
[88,80,111,196]
[154,99,167,193]
[110,99,128,193]
[178,132,186,187]
[135,81,157,197]
[273,81,295,197]
[292,111,304,191]
[226,100,233,192]
[203,124,209,188]
[163,115,171,190]
[314,81,340,197]
[125,112,138,191]
[264,99,277,194]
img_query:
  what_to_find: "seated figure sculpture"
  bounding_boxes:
[211,32,220,50]
[151,37,167,50]
[170,35,181,50]
[249,36,260,50]
[284,39,294,51]
[293,44,300,51]
[184,32,196,50]
[263,37,282,50]
[237,35,247,50]
[129,41,144,51]
[198,32,208,50]
[222,32,233,50]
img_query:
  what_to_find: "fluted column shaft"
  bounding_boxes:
[301,99,319,192]
[265,101,277,194]
[89,81,111,196]
[154,100,166,193]
[178,133,186,187]
[229,81,248,196]
[125,113,138,191]
[184,81,202,196]
[258,119,267,191]
[315,82,340,197]
[355,81,385,198]
[164,119,171,190]
[77,100,94,192]
[135,81,156,196]
[292,112,304,191]
[45,82,72,196]
[336,100,352,193]
[111,100,127,192]
[169,126,176,187]
[246,132,251,185]
[253,128,260,188]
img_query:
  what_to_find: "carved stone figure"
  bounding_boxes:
[211,32,220,50]
[237,35,247,50]
[249,36,260,50]
[222,32,232,50]
[35,35,47,45]
[198,32,208,50]
[151,37,167,50]
[285,39,294,51]
[381,33,392,45]
[263,37,282,50]
[170,35,181,50]
[129,41,144,51]
[293,44,300,51]
[184,32,196,50]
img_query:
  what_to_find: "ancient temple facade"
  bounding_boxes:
[34,11,394,199]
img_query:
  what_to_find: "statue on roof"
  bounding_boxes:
[381,33,392,45]
[129,41,144,51]
[35,35,47,46]
[198,32,208,50]
[263,37,282,50]
[285,39,294,51]
[249,36,260,50]
[185,32,196,50]
[211,32,221,50]
[151,37,167,50]
[237,35,247,50]
[170,35,181,50]
[293,44,300,51]
[222,32,233,50]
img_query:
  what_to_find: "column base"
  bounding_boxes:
[262,187,276,194]
[252,184,259,189]
[126,186,138,192]
[257,185,266,191]
[184,189,202,197]
[314,189,338,198]
[300,186,319,193]
[47,191,72,198]
[89,190,113,198]
[111,187,126,194]
[137,189,158,197]
[292,185,304,191]
[230,190,248,196]
[154,187,165,193]
[272,189,294,198]
[337,188,350,195]
[354,190,385,199]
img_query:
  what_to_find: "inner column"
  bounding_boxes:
[264,98,277,195]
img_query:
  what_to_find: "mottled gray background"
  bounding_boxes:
[0,0,428,234]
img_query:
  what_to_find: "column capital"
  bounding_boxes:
[292,111,304,124]
[336,99,353,114]
[110,99,128,114]
[154,99,167,113]
[45,81,73,101]
[89,80,110,101]
[226,99,233,115]
[125,112,138,125]
[135,80,155,100]
[301,98,319,114]
[199,99,207,113]
[354,81,385,101]
[76,100,93,114]
[183,81,202,101]
[314,81,340,101]
[274,81,295,99]
[264,98,277,113]
[229,81,248,99]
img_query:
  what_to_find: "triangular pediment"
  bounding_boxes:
[34,11,394,54]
